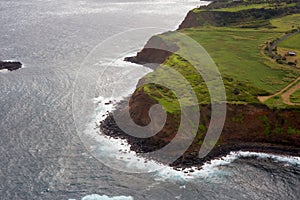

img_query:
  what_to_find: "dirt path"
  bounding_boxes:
[258,77,300,103]
[258,31,300,105]
[281,81,300,105]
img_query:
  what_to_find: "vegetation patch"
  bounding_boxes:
[211,3,296,12]
[271,14,300,32]
[290,89,300,103]
[287,126,300,135]
[279,32,300,49]
[138,0,300,112]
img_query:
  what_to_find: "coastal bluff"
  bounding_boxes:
[101,0,300,168]
[101,89,300,168]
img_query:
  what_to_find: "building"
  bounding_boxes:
[287,51,297,56]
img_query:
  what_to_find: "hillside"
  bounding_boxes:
[131,0,300,110]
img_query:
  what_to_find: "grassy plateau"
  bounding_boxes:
[137,0,300,113]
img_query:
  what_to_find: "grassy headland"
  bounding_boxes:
[138,0,300,112]
[100,0,300,168]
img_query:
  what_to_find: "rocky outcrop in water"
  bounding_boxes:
[0,61,22,71]
[124,36,178,70]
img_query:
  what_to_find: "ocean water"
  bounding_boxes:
[0,0,299,199]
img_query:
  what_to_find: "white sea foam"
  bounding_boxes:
[82,56,167,173]
[152,151,300,182]
[233,151,300,166]
[88,95,166,173]
[152,153,237,182]
[199,151,300,174]
[0,69,9,73]
[2,59,19,62]
[69,194,133,200]
[0,60,25,73]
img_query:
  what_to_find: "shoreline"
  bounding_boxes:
[100,105,300,169]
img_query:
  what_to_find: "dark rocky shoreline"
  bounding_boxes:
[100,111,300,169]
[100,99,300,169]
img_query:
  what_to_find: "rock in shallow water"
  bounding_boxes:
[0,60,22,71]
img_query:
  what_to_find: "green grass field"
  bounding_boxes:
[271,14,300,32]
[212,3,270,12]
[181,28,299,93]
[140,26,300,113]
[264,95,286,108]
[278,32,300,50]
[139,1,300,112]
[290,90,300,103]
[194,2,296,13]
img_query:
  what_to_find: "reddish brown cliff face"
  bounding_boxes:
[124,36,178,69]
[178,10,200,29]
[128,90,300,147]
[101,89,300,167]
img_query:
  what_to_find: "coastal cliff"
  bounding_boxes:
[101,89,300,168]
[124,36,178,69]
[101,0,300,168]
[179,0,300,29]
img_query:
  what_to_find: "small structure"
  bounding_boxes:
[286,51,297,56]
